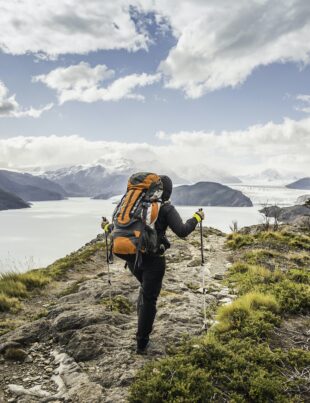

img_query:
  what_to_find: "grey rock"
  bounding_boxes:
[259,204,310,223]
[296,194,310,204]
[213,273,224,280]
[24,355,33,363]
[0,320,50,346]
[0,341,22,354]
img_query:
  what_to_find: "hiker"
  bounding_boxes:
[102,173,204,354]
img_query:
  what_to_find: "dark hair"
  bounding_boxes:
[160,175,173,201]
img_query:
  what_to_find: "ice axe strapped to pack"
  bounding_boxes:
[111,172,163,268]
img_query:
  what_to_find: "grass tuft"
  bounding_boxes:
[0,293,21,312]
[101,295,132,314]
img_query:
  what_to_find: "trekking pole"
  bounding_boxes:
[199,209,207,331]
[103,217,113,312]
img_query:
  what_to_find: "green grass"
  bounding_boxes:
[0,293,21,313]
[226,229,310,251]
[0,241,104,312]
[226,233,254,249]
[100,295,132,314]
[58,277,88,297]
[215,292,279,337]
[129,227,310,402]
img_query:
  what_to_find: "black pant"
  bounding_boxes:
[126,254,165,348]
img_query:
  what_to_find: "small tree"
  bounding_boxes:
[260,202,270,231]
[229,220,239,233]
[271,204,281,231]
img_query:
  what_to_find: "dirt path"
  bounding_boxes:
[0,228,233,403]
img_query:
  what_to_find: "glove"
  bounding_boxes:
[193,209,205,223]
[101,217,111,233]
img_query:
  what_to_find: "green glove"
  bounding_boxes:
[193,209,205,223]
[101,217,111,233]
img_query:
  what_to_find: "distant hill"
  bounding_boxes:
[171,182,253,207]
[0,188,30,210]
[286,177,310,190]
[0,170,66,201]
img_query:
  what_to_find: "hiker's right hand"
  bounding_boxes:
[101,217,110,232]
[193,209,204,222]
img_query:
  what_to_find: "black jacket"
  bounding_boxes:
[155,202,198,248]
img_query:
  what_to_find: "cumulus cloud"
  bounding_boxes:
[33,62,160,103]
[1,1,310,97]
[296,94,310,113]
[0,117,309,177]
[146,0,310,97]
[0,0,149,58]
[0,81,53,118]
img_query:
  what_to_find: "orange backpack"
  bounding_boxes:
[111,172,163,263]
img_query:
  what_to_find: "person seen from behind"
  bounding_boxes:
[102,174,204,354]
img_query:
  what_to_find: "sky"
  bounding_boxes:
[0,0,309,179]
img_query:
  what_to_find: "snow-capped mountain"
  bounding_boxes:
[42,164,128,197]
[41,157,189,198]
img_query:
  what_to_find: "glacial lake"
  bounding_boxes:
[0,185,307,273]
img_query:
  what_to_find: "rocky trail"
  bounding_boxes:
[0,228,235,403]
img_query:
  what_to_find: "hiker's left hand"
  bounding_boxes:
[194,209,205,222]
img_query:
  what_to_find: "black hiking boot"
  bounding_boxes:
[136,338,149,355]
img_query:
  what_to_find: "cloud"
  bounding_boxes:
[143,0,310,97]
[0,0,149,58]
[296,94,310,113]
[33,62,161,103]
[0,117,309,177]
[2,1,310,97]
[0,81,53,118]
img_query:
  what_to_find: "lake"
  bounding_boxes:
[0,185,306,272]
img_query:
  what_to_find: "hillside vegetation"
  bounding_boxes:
[130,224,310,402]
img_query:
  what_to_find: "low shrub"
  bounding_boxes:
[130,227,310,402]
[215,292,279,338]
[0,279,27,298]
[0,293,21,312]
[101,295,132,314]
[226,233,254,249]
[129,336,310,403]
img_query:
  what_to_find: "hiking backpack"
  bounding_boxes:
[111,172,163,263]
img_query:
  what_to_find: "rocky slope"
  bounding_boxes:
[0,228,232,402]
[0,170,66,202]
[1,223,309,402]
[0,188,30,211]
[171,181,253,207]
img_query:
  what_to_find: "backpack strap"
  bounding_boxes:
[133,202,148,271]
